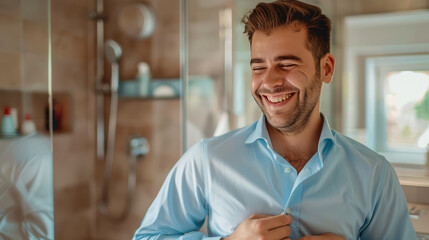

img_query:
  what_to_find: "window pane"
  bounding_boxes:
[385,71,429,149]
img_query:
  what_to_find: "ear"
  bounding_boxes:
[320,53,335,84]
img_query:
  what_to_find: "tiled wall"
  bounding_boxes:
[49,0,183,239]
[50,0,95,238]
[93,0,182,239]
[0,0,49,92]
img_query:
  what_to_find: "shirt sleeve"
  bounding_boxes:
[133,141,221,240]
[359,160,417,240]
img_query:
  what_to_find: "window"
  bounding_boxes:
[366,55,429,164]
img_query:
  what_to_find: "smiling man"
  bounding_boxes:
[133,1,417,240]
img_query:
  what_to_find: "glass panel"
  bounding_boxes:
[183,0,230,149]
[385,71,429,149]
[0,0,54,238]
[183,0,264,150]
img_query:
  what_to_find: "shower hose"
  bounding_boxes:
[97,56,137,221]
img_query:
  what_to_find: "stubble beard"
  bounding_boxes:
[255,73,322,135]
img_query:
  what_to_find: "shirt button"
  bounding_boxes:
[284,167,291,173]
[286,208,291,214]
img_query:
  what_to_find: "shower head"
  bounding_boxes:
[104,40,122,63]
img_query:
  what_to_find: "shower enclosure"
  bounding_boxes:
[90,0,263,238]
[90,0,332,238]
[182,0,264,150]
[0,0,336,239]
[0,0,54,239]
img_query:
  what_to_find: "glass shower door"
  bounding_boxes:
[182,0,264,151]
[0,0,54,238]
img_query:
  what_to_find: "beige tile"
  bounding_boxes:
[55,208,92,240]
[21,0,48,23]
[93,97,181,238]
[51,0,87,35]
[0,0,20,16]
[0,14,21,52]
[22,20,49,55]
[21,52,49,91]
[149,0,180,78]
[53,150,93,189]
[94,183,146,240]
[51,57,87,91]
[0,51,21,89]
[51,29,87,61]
[53,126,93,189]
[54,181,92,219]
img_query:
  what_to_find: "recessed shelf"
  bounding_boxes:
[118,95,180,100]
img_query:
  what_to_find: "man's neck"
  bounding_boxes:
[267,112,324,173]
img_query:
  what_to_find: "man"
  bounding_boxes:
[133,1,416,239]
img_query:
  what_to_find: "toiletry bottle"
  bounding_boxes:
[22,114,36,135]
[10,107,18,132]
[137,62,151,96]
[1,107,17,136]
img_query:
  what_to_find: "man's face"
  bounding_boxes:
[250,24,323,133]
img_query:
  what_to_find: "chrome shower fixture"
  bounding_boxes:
[104,40,122,63]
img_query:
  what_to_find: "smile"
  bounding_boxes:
[265,93,294,103]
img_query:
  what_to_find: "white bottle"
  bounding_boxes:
[1,107,16,136]
[22,114,36,135]
[137,62,151,96]
[10,108,18,132]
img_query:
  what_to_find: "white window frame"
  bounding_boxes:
[365,54,429,165]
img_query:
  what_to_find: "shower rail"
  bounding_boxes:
[90,0,149,219]
[90,0,156,221]
[95,39,150,221]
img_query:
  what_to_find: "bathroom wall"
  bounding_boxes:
[49,0,183,239]
[0,0,49,129]
[93,1,182,239]
[102,0,182,239]
[50,0,96,238]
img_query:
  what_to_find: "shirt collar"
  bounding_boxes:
[319,113,337,147]
[244,114,271,146]
[244,113,337,148]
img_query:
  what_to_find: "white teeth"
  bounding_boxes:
[267,93,292,103]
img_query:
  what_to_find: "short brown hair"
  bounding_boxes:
[242,0,331,63]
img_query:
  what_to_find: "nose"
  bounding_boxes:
[263,67,284,89]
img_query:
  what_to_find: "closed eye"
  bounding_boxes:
[279,64,296,68]
[252,67,266,72]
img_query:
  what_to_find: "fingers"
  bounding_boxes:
[255,214,292,230]
[249,214,273,219]
[266,224,291,239]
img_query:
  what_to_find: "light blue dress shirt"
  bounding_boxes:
[133,115,416,240]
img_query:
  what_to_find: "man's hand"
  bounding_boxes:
[223,214,292,240]
[298,233,346,240]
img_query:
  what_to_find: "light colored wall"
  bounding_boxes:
[49,0,183,239]
[95,0,182,239]
[332,0,429,132]
[50,0,95,238]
